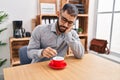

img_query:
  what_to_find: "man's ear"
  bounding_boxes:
[56,11,60,17]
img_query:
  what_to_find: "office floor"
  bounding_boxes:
[90,51,120,64]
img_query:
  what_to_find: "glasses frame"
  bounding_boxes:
[60,15,75,26]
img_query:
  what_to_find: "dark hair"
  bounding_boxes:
[62,3,78,17]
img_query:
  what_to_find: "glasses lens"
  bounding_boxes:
[60,16,74,26]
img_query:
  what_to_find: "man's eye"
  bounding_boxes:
[63,18,67,21]
[68,22,73,24]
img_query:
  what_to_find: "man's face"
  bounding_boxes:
[58,11,76,33]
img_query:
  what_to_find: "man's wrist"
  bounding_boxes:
[37,49,44,58]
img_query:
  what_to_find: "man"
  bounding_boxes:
[27,3,84,63]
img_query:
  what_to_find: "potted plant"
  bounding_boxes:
[0,11,8,67]
[78,27,83,34]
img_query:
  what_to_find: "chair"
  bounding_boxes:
[19,46,32,65]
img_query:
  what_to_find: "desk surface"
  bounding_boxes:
[4,53,120,80]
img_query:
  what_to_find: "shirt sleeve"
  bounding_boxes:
[64,30,85,58]
[27,26,43,60]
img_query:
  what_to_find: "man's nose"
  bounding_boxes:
[63,22,69,28]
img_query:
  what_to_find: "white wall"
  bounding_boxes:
[88,0,97,49]
[0,0,37,75]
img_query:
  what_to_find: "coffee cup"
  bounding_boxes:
[51,56,65,67]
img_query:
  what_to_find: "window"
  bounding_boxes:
[96,0,120,54]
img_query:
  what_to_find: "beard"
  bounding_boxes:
[58,25,67,33]
[57,21,68,33]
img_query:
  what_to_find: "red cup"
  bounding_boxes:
[51,56,65,67]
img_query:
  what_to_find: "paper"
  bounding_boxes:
[50,19,54,23]
[40,3,56,14]
[75,19,79,29]
[45,19,49,24]
[42,19,46,25]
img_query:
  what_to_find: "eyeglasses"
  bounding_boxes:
[60,15,74,26]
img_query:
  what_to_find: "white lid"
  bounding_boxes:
[53,56,64,61]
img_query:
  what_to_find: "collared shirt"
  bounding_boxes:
[27,22,84,63]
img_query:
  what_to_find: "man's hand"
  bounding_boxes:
[65,26,73,34]
[41,47,57,58]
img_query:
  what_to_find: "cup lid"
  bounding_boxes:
[53,56,64,61]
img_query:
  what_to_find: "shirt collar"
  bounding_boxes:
[51,22,57,33]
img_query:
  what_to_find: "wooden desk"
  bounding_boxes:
[4,53,120,80]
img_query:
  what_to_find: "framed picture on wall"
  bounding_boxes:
[40,3,56,14]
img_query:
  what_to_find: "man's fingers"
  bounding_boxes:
[48,47,57,55]
[48,50,56,56]
[42,47,57,58]
[44,52,52,58]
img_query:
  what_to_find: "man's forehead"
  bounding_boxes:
[61,11,76,21]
